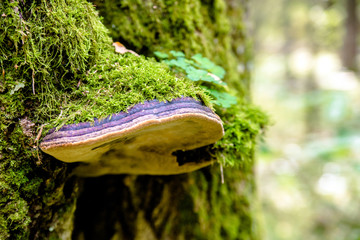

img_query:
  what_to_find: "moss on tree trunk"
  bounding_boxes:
[0,0,267,239]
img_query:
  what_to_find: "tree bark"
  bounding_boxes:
[0,1,263,239]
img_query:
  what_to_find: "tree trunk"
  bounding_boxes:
[341,0,358,71]
[0,1,265,239]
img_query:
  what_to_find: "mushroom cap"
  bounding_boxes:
[40,97,223,176]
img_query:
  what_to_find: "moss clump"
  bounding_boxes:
[0,119,74,239]
[1,0,208,131]
[44,53,210,129]
[215,103,269,169]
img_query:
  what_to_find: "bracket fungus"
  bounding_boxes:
[40,97,224,176]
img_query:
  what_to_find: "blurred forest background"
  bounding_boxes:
[249,0,360,239]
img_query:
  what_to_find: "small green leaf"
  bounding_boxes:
[184,66,197,74]
[191,54,225,78]
[206,88,238,108]
[187,68,208,81]
[154,51,169,59]
[166,58,189,70]
[201,73,227,86]
[209,65,226,79]
[184,59,196,65]
[191,54,216,70]
[154,50,231,108]
[170,50,185,58]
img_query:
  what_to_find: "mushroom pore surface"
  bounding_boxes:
[40,97,224,176]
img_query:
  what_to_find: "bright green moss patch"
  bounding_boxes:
[0,0,110,83]
[45,52,210,129]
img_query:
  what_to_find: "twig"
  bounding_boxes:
[220,162,224,184]
[35,124,45,165]
[35,125,44,143]
[32,70,35,95]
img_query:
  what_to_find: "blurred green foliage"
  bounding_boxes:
[250,0,360,239]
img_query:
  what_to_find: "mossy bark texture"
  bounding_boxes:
[1,0,264,239]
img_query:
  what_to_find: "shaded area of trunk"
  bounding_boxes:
[72,168,257,240]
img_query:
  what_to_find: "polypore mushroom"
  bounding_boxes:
[40,97,223,177]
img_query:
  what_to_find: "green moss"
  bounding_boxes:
[0,122,35,238]
[1,0,207,131]
[45,53,210,129]
[0,116,76,238]
[174,167,260,240]
[215,103,270,169]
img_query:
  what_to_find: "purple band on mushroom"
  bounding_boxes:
[42,97,215,144]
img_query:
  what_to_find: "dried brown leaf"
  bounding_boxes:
[112,42,139,56]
